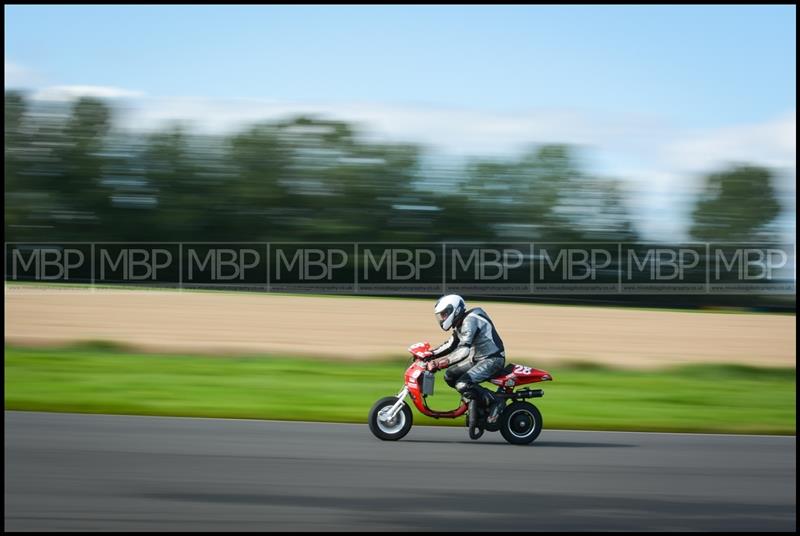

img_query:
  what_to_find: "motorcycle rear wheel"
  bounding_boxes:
[499,401,542,445]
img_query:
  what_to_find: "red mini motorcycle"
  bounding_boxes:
[368,342,552,445]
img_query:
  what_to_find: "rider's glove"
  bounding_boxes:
[426,357,449,372]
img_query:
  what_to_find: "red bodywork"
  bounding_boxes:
[405,343,552,418]
[488,365,552,389]
[405,359,469,418]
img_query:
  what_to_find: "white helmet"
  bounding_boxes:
[434,294,466,331]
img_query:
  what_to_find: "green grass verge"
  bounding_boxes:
[4,343,796,435]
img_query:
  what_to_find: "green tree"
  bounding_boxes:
[689,165,782,242]
[43,97,114,240]
[226,122,293,241]
[5,91,28,238]
[228,116,425,242]
[462,144,639,242]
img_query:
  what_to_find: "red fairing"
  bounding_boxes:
[404,359,468,417]
[489,364,553,387]
[408,341,432,359]
[404,361,427,413]
[405,362,424,392]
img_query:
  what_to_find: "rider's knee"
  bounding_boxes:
[454,380,473,395]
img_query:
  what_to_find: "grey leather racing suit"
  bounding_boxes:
[430,307,506,404]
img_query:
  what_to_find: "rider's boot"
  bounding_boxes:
[480,388,504,424]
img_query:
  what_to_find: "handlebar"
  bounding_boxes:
[407,341,433,361]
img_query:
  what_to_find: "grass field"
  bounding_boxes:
[5,343,795,435]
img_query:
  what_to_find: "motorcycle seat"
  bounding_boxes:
[490,363,516,379]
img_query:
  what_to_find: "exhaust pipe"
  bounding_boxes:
[497,388,543,399]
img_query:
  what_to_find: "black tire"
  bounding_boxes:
[467,398,479,428]
[499,401,542,445]
[485,420,500,433]
[368,396,413,441]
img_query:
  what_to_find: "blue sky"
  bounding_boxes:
[4,5,796,240]
[5,5,795,125]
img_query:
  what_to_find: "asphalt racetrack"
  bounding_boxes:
[4,411,796,531]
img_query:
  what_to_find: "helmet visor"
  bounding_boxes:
[436,304,454,325]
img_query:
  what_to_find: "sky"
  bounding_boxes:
[4,4,797,241]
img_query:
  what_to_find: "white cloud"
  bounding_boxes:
[37,94,797,182]
[31,85,145,101]
[4,60,43,88]
[125,97,670,159]
[660,111,796,174]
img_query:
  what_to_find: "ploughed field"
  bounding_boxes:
[4,285,795,369]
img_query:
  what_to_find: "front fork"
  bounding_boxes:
[382,386,409,421]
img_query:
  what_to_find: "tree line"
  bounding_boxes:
[4,92,791,309]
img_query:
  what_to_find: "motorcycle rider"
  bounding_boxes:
[421,294,506,424]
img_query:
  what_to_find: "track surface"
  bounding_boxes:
[4,411,796,531]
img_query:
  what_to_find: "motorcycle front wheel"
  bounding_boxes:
[368,396,413,441]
